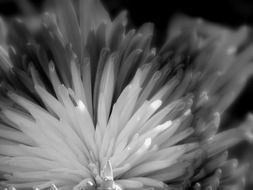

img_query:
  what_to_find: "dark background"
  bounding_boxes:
[0,0,253,188]
[1,0,253,121]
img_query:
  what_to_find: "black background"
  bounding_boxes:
[1,0,253,122]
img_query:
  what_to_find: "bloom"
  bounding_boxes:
[0,0,253,189]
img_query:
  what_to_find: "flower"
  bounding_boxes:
[0,0,253,189]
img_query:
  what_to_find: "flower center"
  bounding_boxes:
[73,160,122,190]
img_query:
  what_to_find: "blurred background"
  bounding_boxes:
[0,0,253,188]
[1,0,253,125]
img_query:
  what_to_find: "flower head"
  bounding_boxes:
[0,0,253,189]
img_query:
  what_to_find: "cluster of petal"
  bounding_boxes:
[0,0,253,190]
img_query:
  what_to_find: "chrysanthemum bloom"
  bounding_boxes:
[0,0,253,189]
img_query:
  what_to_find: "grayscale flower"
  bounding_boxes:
[0,0,253,189]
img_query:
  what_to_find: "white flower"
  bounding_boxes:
[0,0,253,189]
